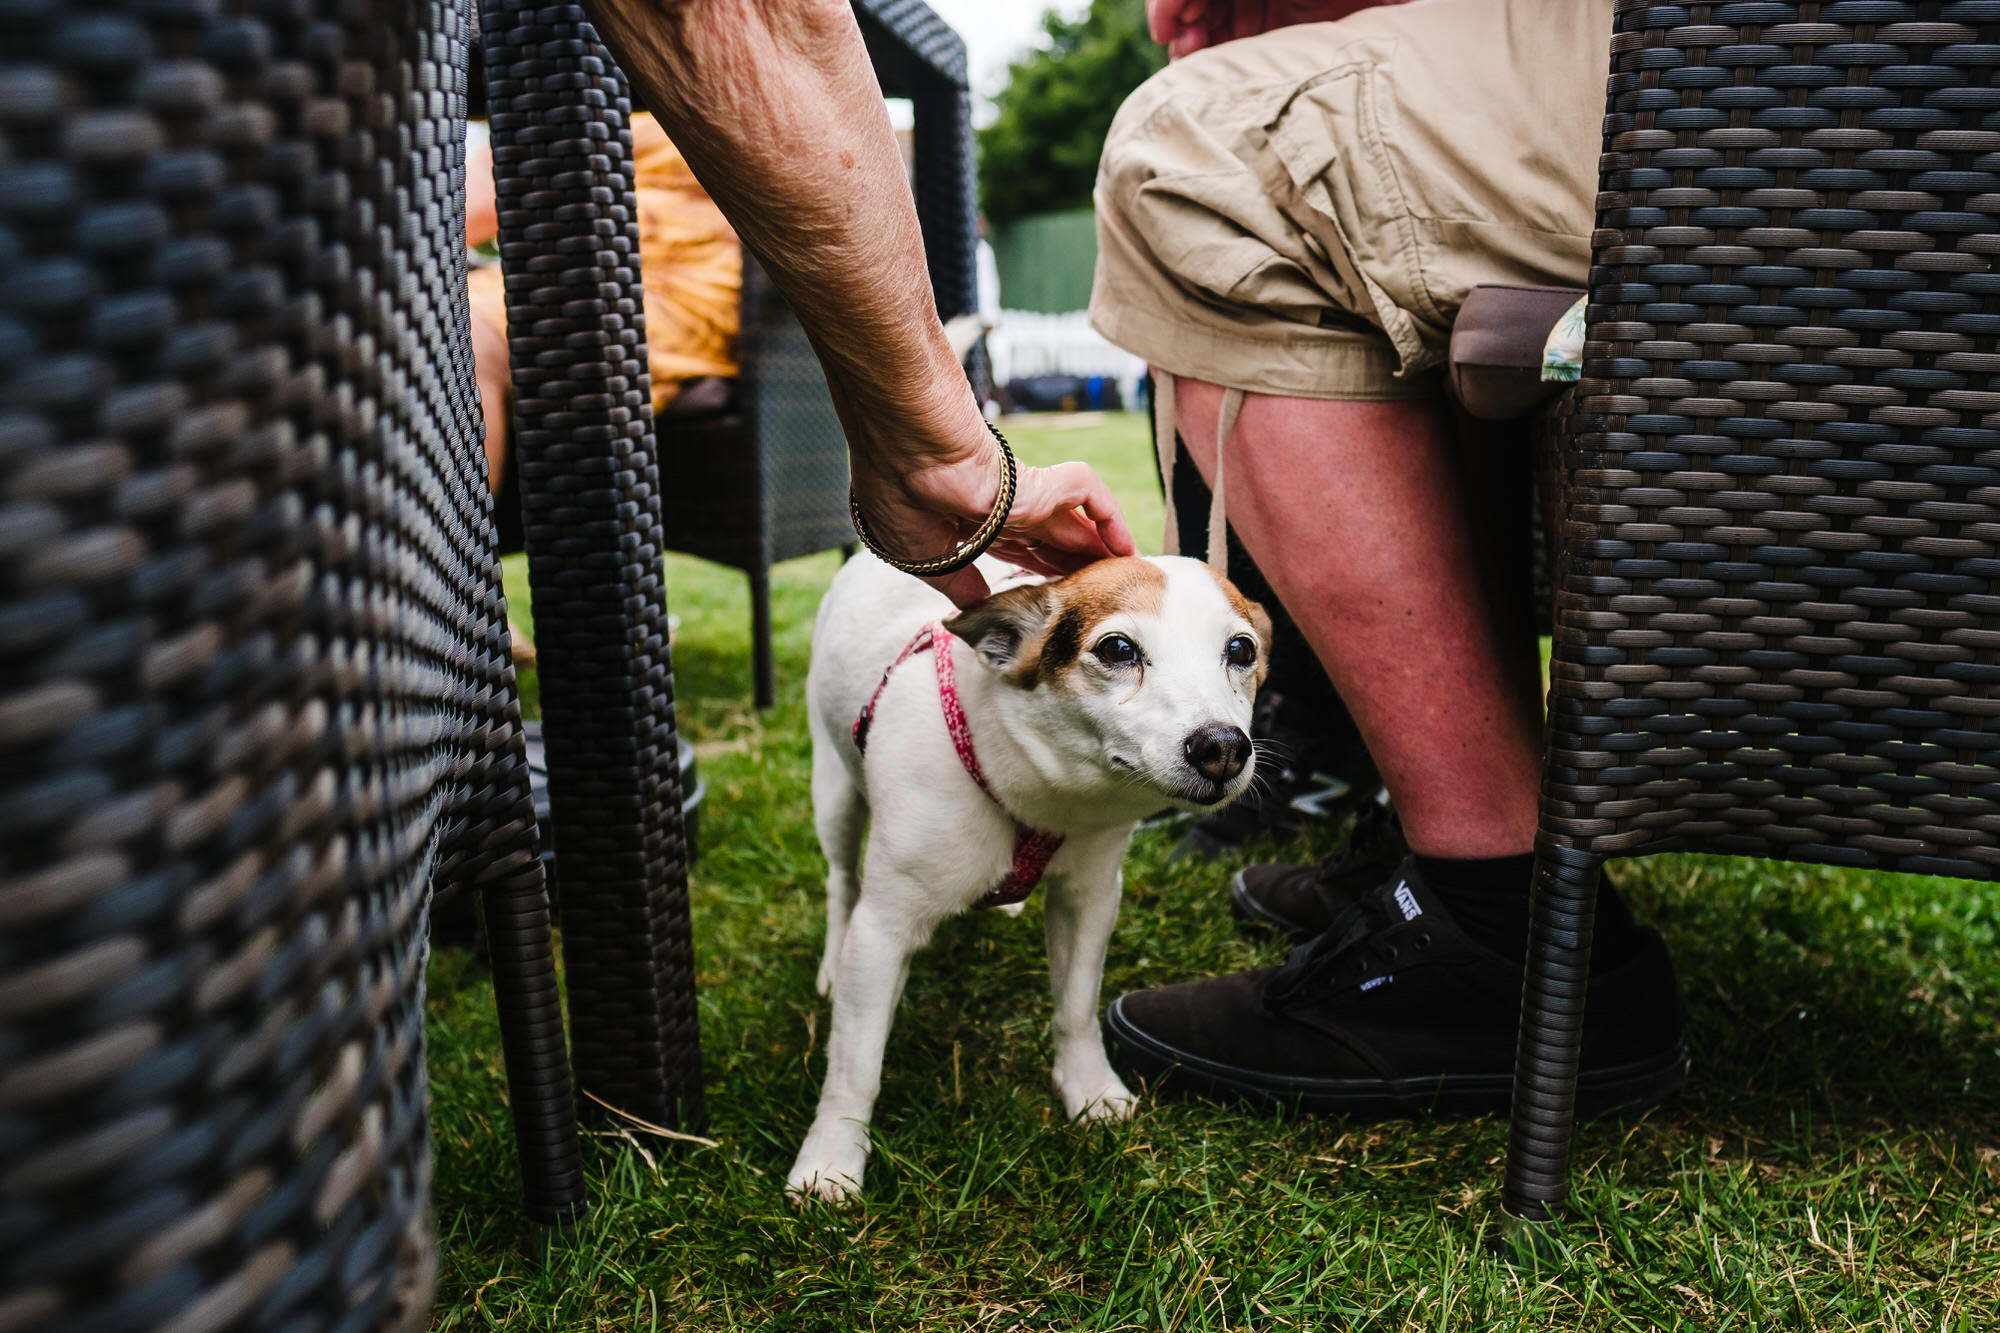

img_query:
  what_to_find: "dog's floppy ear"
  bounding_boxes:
[943,582,1055,677]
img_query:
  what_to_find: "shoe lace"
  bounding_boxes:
[1263,876,1406,1008]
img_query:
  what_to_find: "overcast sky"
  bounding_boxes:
[925,0,1091,115]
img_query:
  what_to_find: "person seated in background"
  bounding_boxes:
[1092,0,1688,1116]
[464,112,743,501]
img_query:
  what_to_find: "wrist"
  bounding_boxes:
[906,429,1004,521]
[848,401,1000,522]
[848,422,1017,577]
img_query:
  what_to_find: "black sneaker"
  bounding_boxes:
[1106,858,1686,1117]
[1229,799,1408,937]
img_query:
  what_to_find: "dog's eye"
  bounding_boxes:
[1093,634,1141,666]
[1225,634,1258,668]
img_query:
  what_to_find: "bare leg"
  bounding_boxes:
[471,309,538,661]
[471,311,511,495]
[1172,378,1540,859]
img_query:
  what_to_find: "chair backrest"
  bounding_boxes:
[0,0,527,1319]
[854,0,983,353]
[1549,0,2000,878]
[740,255,864,567]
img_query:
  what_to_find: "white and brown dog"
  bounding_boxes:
[787,552,1270,1202]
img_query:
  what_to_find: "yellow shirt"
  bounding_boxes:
[467,113,741,413]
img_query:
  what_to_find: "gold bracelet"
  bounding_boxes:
[849,424,1017,578]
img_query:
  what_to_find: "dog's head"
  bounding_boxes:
[943,555,1271,812]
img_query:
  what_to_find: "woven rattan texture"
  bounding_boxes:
[480,0,705,1131]
[912,82,984,391]
[658,257,855,576]
[737,255,861,568]
[0,0,581,1320]
[1548,0,2000,877]
[854,0,971,89]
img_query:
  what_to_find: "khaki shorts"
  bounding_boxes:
[1090,0,1612,401]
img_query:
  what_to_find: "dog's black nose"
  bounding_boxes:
[1182,724,1250,785]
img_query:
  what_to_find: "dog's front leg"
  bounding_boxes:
[1043,832,1137,1123]
[787,894,925,1204]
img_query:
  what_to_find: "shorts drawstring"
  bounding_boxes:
[1208,386,1243,573]
[1152,373,1243,574]
[1153,371,1180,557]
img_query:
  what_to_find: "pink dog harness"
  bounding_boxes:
[853,622,1064,909]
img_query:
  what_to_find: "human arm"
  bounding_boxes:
[578,0,1135,606]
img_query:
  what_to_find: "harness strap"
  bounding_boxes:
[852,621,1065,909]
[1154,373,1179,557]
[1207,386,1243,573]
[852,623,938,754]
[1148,373,1241,574]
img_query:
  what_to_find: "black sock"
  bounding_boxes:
[1410,852,1643,968]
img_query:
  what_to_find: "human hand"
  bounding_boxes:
[1145,0,1397,58]
[848,427,1137,609]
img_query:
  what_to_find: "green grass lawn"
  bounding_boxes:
[437,411,1999,1330]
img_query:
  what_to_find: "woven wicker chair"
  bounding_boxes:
[654,0,983,709]
[0,0,588,1326]
[1442,0,2000,1236]
[2,0,970,1322]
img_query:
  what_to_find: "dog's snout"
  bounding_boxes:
[1182,723,1250,785]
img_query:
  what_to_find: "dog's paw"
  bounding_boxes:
[786,1122,869,1206]
[814,956,836,999]
[994,900,1027,918]
[785,1163,863,1206]
[1070,1086,1138,1124]
[1055,1069,1138,1124]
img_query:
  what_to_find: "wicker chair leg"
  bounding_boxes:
[751,569,776,710]
[481,864,588,1226]
[482,0,706,1132]
[1502,840,1603,1228]
[449,571,586,1222]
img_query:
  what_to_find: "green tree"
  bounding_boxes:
[977,0,1165,223]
